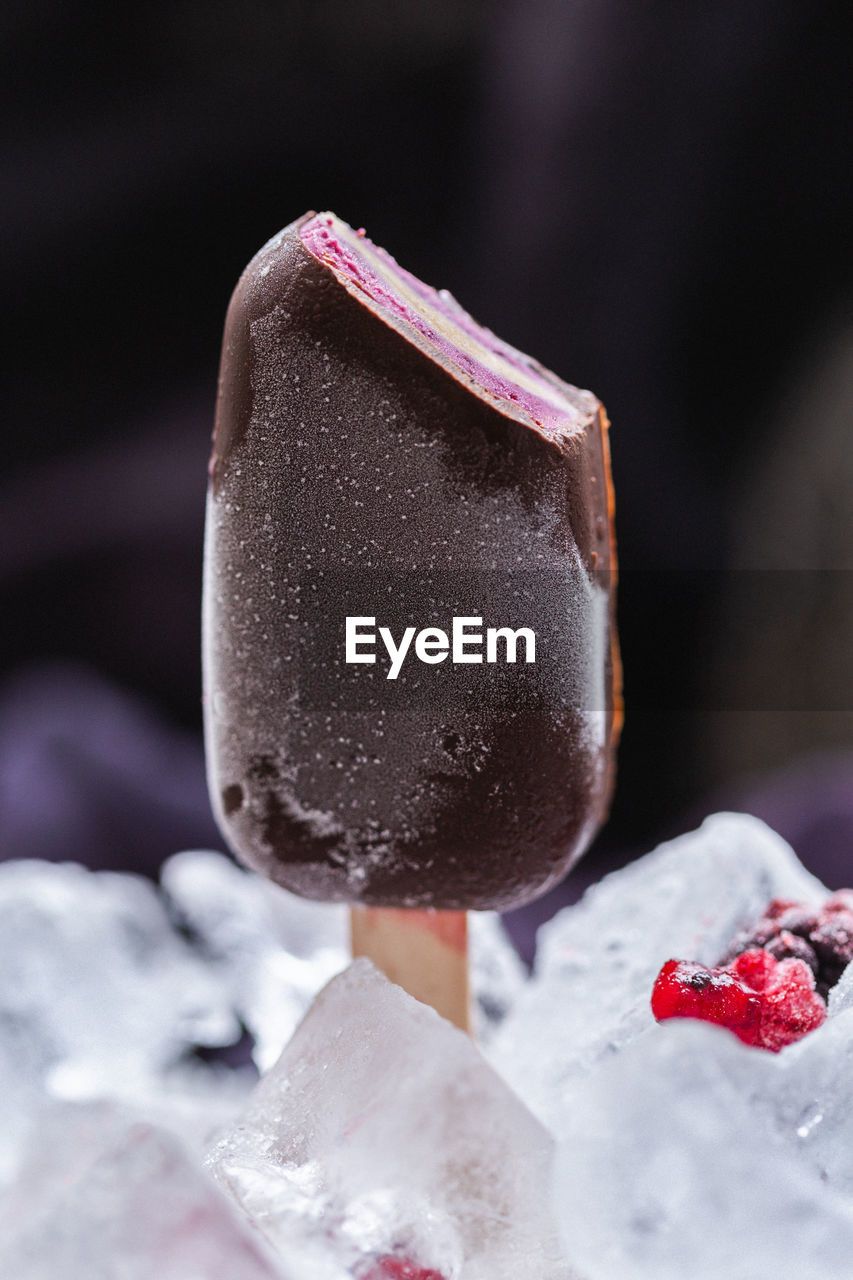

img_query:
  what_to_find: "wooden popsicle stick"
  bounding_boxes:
[350,906,470,1034]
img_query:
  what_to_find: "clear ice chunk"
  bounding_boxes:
[2,816,848,1279]
[736,999,853,1198]
[487,813,826,1128]
[206,959,571,1280]
[552,1018,853,1280]
[0,850,523,1195]
[0,1099,289,1280]
[828,956,853,1015]
[161,850,350,1072]
[161,850,524,1065]
[468,910,527,1043]
[0,857,246,1185]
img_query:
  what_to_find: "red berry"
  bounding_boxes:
[651,949,826,1051]
[360,1257,446,1280]
[758,957,827,1052]
[730,947,776,992]
[824,889,853,915]
[651,958,763,1045]
[651,891,853,1051]
[763,898,801,920]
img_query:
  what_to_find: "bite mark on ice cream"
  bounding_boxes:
[204,211,620,909]
[300,212,592,435]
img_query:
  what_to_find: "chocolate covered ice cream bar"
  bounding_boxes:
[204,212,620,911]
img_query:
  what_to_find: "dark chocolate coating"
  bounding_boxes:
[203,215,619,910]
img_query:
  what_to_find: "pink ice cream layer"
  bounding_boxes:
[299,213,591,436]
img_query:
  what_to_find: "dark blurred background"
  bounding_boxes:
[2,0,852,945]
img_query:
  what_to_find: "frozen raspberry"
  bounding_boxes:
[730,947,775,991]
[359,1256,446,1280]
[652,890,853,1050]
[756,956,828,1051]
[651,958,763,1045]
[651,949,826,1051]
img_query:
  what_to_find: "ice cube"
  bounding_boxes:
[469,910,527,1043]
[737,999,853,1197]
[161,850,350,1071]
[162,849,350,961]
[207,959,572,1280]
[487,813,826,1127]
[0,1099,289,1280]
[828,957,853,1015]
[161,851,524,1065]
[0,1006,50,1186]
[0,859,238,1112]
[552,1017,853,1280]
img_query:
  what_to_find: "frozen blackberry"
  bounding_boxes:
[764,930,819,978]
[724,893,853,1001]
[811,918,853,996]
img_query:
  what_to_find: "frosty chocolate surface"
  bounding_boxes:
[204,212,620,910]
